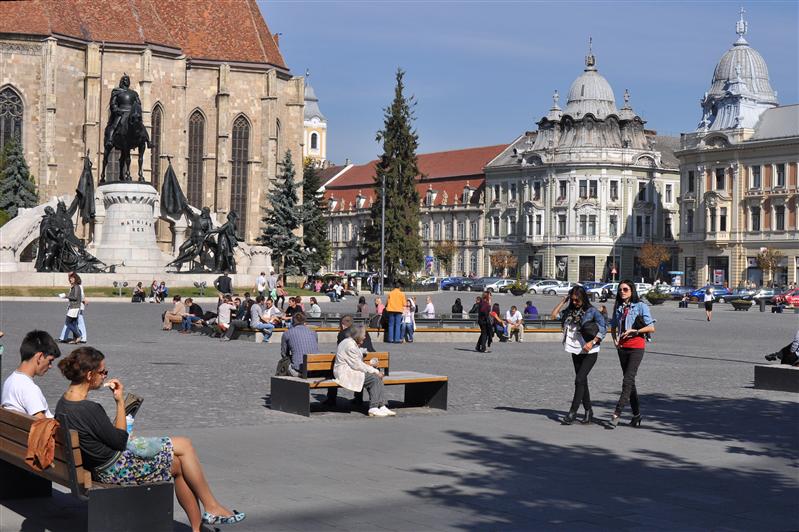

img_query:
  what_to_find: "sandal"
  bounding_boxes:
[202,510,246,526]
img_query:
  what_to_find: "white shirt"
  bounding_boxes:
[217,302,235,326]
[264,306,283,320]
[506,310,523,325]
[423,303,435,318]
[564,322,599,355]
[267,275,277,290]
[309,303,321,317]
[256,275,266,292]
[703,291,715,302]
[334,284,343,296]
[1,371,53,418]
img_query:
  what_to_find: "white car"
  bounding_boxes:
[635,282,654,294]
[543,282,579,296]
[589,282,618,299]
[527,279,563,294]
[485,279,514,292]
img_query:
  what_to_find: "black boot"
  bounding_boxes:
[580,408,594,425]
[629,414,643,428]
[561,411,578,425]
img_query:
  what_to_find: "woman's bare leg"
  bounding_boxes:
[171,436,231,516]
[171,456,202,531]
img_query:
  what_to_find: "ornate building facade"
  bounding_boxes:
[321,145,505,275]
[302,75,328,167]
[0,0,304,245]
[484,47,680,282]
[676,11,798,287]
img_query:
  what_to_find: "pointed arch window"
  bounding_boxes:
[0,87,23,151]
[187,110,205,207]
[150,105,163,189]
[231,115,250,239]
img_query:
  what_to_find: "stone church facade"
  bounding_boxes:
[0,0,304,245]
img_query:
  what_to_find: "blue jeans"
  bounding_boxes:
[251,322,275,341]
[60,312,87,341]
[401,322,414,342]
[64,316,81,340]
[181,315,203,331]
[387,312,402,343]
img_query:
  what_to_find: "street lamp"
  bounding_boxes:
[379,168,386,296]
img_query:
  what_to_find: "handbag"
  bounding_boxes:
[275,355,292,377]
[579,319,599,343]
[66,308,80,318]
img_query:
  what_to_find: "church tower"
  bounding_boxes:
[303,72,328,167]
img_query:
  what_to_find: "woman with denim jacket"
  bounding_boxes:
[608,280,656,429]
[551,285,606,425]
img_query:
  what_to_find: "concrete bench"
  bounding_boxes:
[0,408,173,531]
[271,352,448,417]
[754,364,799,393]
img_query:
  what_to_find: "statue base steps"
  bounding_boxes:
[0,271,260,289]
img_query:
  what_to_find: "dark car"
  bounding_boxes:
[670,286,697,300]
[440,277,465,291]
[471,277,502,293]
[689,285,733,303]
[458,278,477,291]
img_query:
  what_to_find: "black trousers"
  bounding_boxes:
[570,352,597,412]
[224,319,249,339]
[771,344,799,365]
[615,347,645,416]
[476,321,491,351]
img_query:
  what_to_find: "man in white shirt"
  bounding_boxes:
[263,298,284,325]
[333,282,344,301]
[505,305,524,343]
[216,295,236,340]
[1,330,61,418]
[255,272,267,298]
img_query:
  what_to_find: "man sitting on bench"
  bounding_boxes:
[1,330,61,418]
[250,295,276,342]
[281,313,319,376]
[764,328,799,366]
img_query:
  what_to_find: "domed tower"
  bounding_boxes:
[563,42,619,119]
[698,9,778,131]
[303,71,328,167]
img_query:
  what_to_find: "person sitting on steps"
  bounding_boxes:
[764,328,799,366]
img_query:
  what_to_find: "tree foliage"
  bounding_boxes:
[259,150,303,276]
[301,157,331,274]
[756,247,784,286]
[638,242,671,279]
[364,69,423,285]
[0,139,38,218]
[490,250,518,276]
[432,241,458,276]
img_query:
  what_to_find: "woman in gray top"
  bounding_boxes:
[63,273,83,343]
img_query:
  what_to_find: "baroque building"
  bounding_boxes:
[484,46,680,282]
[676,11,798,287]
[321,145,505,275]
[0,0,304,245]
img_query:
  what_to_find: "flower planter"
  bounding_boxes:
[510,288,528,296]
[731,300,753,311]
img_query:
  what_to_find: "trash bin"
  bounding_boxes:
[759,299,766,312]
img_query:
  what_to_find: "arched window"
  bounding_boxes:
[231,115,250,240]
[0,87,23,151]
[310,131,318,150]
[187,110,205,207]
[150,105,163,189]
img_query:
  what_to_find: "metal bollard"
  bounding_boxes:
[759,299,766,312]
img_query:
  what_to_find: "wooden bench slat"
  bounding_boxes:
[0,438,77,486]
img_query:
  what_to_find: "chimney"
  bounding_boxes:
[345,158,351,165]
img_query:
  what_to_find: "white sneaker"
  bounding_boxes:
[368,407,388,417]
[379,405,396,416]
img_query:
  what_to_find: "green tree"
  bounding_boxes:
[364,68,423,285]
[756,247,784,287]
[433,241,458,276]
[259,150,303,277]
[301,158,331,274]
[0,139,38,218]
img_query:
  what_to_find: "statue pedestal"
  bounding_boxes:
[93,183,164,272]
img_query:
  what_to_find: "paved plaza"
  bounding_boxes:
[0,293,797,531]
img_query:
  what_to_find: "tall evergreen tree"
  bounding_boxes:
[364,69,423,285]
[301,158,331,274]
[259,150,303,277]
[0,139,38,218]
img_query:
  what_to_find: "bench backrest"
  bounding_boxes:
[0,407,91,499]
[301,352,390,379]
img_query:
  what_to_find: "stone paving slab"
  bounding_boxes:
[0,300,797,531]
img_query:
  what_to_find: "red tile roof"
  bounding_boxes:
[323,144,505,212]
[0,0,286,68]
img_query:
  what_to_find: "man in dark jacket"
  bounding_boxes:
[214,271,233,295]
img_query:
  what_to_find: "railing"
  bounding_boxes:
[304,312,560,330]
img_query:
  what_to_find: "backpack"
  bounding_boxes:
[275,355,292,377]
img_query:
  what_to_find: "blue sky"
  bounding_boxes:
[260,1,799,165]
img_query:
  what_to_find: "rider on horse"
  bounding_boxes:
[101,74,150,182]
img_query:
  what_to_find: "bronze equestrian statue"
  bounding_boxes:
[100,74,150,183]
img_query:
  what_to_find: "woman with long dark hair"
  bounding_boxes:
[550,285,606,425]
[608,279,656,429]
[475,292,492,353]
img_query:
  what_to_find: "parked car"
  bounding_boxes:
[670,286,696,300]
[470,277,503,293]
[543,282,579,296]
[440,277,466,291]
[689,285,733,303]
[486,279,514,293]
[418,276,441,287]
[783,289,799,307]
[579,281,604,292]
[458,278,477,291]
[527,279,563,294]
[770,288,796,305]
[729,288,757,301]
[588,282,618,300]
[635,283,654,294]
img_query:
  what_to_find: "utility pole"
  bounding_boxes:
[379,169,386,295]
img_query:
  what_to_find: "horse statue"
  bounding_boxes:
[100,74,150,183]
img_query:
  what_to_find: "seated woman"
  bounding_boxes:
[490,303,508,341]
[162,295,187,331]
[55,347,244,531]
[132,282,146,303]
[334,326,396,417]
[155,281,168,304]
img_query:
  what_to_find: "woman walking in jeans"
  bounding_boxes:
[608,280,656,429]
[551,285,606,425]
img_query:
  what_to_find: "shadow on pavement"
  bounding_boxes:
[406,426,797,530]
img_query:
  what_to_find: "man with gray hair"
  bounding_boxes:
[334,325,395,417]
[324,315,372,407]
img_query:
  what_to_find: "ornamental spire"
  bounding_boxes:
[735,7,749,45]
[584,36,596,71]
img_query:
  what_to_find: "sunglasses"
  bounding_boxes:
[620,287,631,292]
[96,368,109,376]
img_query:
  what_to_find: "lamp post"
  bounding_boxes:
[379,169,386,296]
